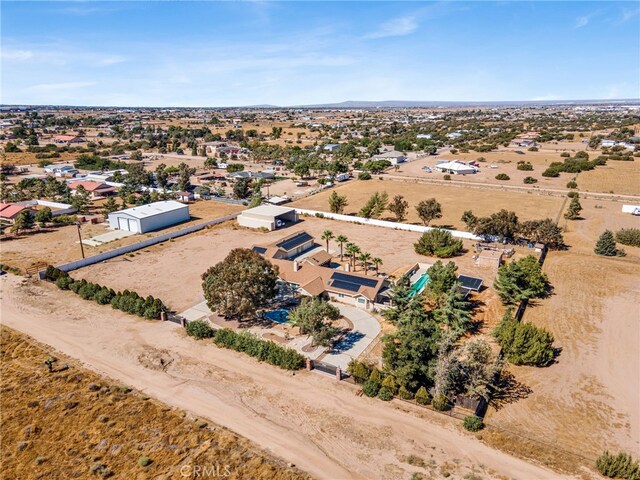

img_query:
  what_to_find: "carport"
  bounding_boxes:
[237,205,298,231]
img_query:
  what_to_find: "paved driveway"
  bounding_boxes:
[321,304,381,370]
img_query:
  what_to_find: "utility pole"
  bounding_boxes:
[76,223,85,259]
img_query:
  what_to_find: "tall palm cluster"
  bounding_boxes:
[320,229,382,276]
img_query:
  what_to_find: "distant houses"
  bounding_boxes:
[68,180,117,199]
[0,203,29,223]
[371,150,406,165]
[52,135,84,145]
[434,160,478,175]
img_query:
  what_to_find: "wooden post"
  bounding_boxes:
[306,358,313,371]
[160,311,167,322]
[336,366,342,381]
[180,318,186,328]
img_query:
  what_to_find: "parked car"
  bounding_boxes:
[295,181,308,187]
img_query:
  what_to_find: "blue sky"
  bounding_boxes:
[1,1,639,106]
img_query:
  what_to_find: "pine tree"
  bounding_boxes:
[594,230,619,256]
[564,196,582,220]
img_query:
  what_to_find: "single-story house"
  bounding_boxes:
[52,135,84,144]
[621,204,640,215]
[176,191,195,202]
[227,171,275,181]
[516,139,537,148]
[446,132,463,139]
[237,204,298,231]
[253,232,389,310]
[372,150,406,165]
[108,200,190,233]
[601,140,616,148]
[434,160,478,175]
[44,164,74,174]
[323,144,340,152]
[68,180,117,199]
[0,203,29,223]
[416,134,433,139]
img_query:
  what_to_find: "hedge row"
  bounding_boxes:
[45,266,167,319]
[213,328,305,371]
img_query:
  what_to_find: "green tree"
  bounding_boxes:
[416,198,442,226]
[177,162,194,191]
[359,191,388,219]
[564,196,583,220]
[433,284,472,335]
[388,194,409,222]
[335,235,348,260]
[424,261,458,299]
[71,185,92,213]
[414,229,463,258]
[233,177,252,199]
[155,163,169,190]
[594,230,622,257]
[102,197,119,215]
[185,320,215,339]
[328,191,348,214]
[201,248,279,319]
[518,218,565,249]
[321,229,334,253]
[596,451,640,479]
[494,310,555,367]
[288,297,341,347]
[34,207,52,225]
[11,209,35,234]
[494,255,548,304]
[345,243,360,271]
[358,252,371,274]
[371,257,383,275]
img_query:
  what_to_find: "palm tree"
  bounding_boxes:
[321,229,334,253]
[358,252,371,275]
[336,235,348,261]
[345,243,360,271]
[372,257,383,275]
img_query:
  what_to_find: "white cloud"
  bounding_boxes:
[365,16,419,39]
[620,8,640,24]
[530,94,560,101]
[95,55,127,66]
[1,49,34,60]
[25,81,96,93]
[574,15,590,28]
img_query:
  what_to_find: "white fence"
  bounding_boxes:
[294,208,482,241]
[16,199,78,217]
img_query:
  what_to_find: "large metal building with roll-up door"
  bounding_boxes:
[108,200,190,234]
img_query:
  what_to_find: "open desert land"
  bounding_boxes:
[292,179,566,229]
[72,216,507,313]
[0,325,309,480]
[394,149,640,196]
[483,251,640,472]
[0,275,573,480]
[0,200,244,272]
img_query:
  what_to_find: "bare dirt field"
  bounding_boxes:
[576,160,640,196]
[0,275,573,480]
[73,217,506,313]
[0,200,243,272]
[484,251,640,468]
[0,325,308,480]
[292,179,565,229]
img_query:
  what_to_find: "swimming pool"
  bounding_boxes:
[263,309,290,324]
[409,273,430,296]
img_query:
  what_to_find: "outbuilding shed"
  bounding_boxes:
[108,200,190,234]
[237,205,298,231]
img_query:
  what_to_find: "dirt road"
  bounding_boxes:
[0,275,573,480]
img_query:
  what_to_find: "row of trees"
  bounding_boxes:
[45,266,167,319]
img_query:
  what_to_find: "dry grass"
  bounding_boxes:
[292,179,564,228]
[0,325,309,480]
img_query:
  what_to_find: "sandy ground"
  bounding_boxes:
[291,179,565,229]
[72,217,510,313]
[1,325,308,480]
[0,200,243,272]
[0,275,572,480]
[485,251,640,462]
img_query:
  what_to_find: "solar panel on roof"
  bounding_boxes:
[457,275,483,291]
[252,246,267,254]
[331,271,378,288]
[330,279,360,292]
[276,232,313,251]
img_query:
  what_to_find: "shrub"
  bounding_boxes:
[381,375,398,395]
[567,191,579,198]
[516,161,533,171]
[616,228,640,247]
[398,386,414,400]
[566,180,578,189]
[138,456,152,467]
[185,320,215,339]
[542,167,560,177]
[463,416,485,432]
[595,230,624,257]
[560,152,571,158]
[527,146,539,152]
[443,174,451,180]
[45,265,66,281]
[213,328,305,370]
[414,229,463,258]
[523,176,537,184]
[596,451,640,479]
[432,393,449,411]
[414,386,431,405]
[55,275,74,290]
[495,173,510,181]
[362,380,380,397]
[347,359,371,384]
[358,171,372,180]
[378,387,393,401]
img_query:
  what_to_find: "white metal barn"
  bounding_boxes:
[237,205,298,231]
[108,200,190,234]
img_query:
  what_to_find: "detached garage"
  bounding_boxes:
[108,200,190,234]
[237,205,298,231]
